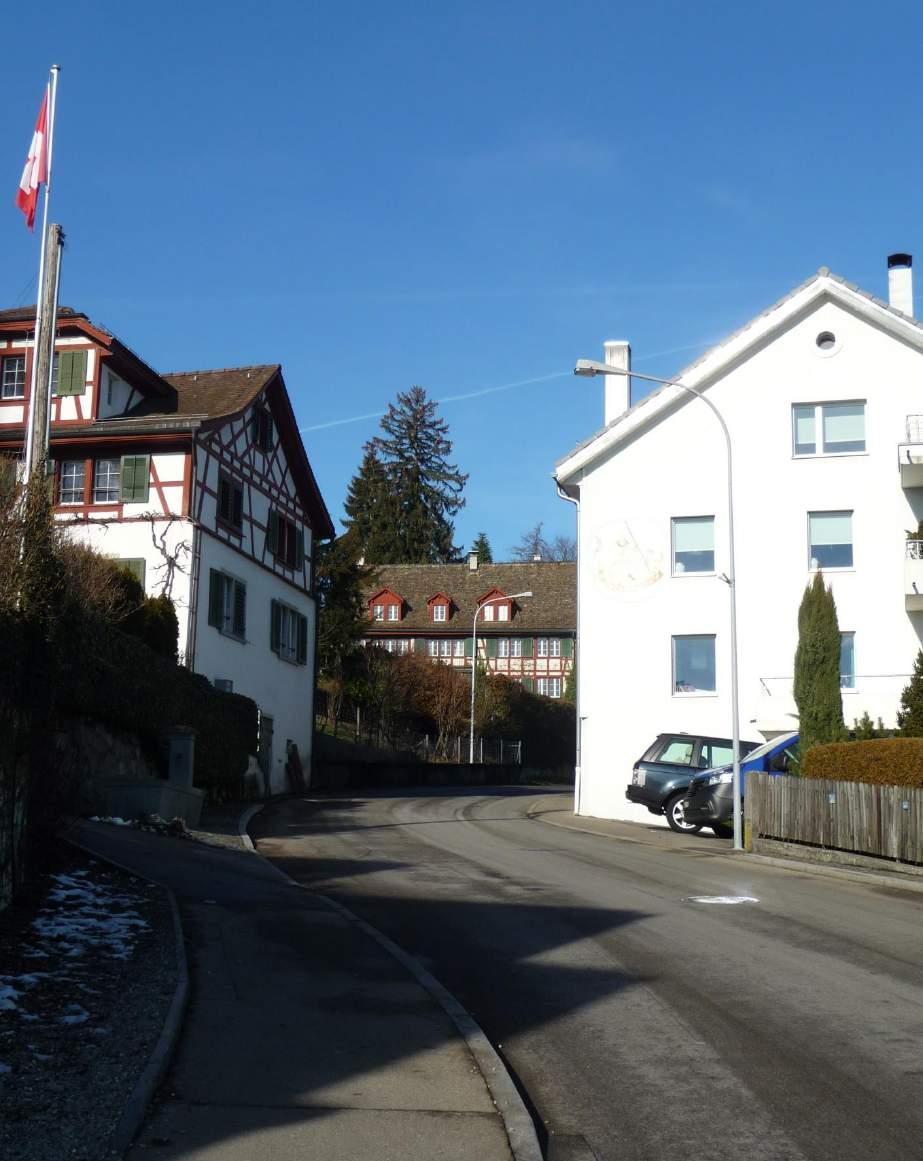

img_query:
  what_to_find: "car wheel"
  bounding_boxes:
[665,792,702,834]
[710,821,734,839]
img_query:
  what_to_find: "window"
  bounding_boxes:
[438,639,451,657]
[218,474,243,530]
[702,741,734,767]
[114,558,146,587]
[432,604,447,622]
[386,604,399,622]
[383,639,409,655]
[453,640,465,657]
[93,459,121,503]
[537,638,561,658]
[497,604,509,622]
[373,604,384,621]
[428,640,438,656]
[58,460,85,505]
[482,604,494,621]
[672,635,716,694]
[270,600,308,664]
[1,355,25,399]
[267,510,304,569]
[208,570,246,640]
[809,511,853,569]
[537,677,562,698]
[793,402,865,456]
[672,516,715,575]
[498,639,510,658]
[214,678,234,693]
[840,632,856,690]
[252,406,274,452]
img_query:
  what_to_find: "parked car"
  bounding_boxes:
[626,732,761,833]
[682,730,799,836]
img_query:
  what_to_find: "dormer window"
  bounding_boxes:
[373,604,384,621]
[369,588,403,623]
[477,590,511,622]
[428,593,452,622]
[386,604,399,621]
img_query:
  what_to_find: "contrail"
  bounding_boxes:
[297,337,721,434]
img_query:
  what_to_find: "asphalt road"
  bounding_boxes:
[252,788,923,1161]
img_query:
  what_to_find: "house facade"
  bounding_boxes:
[0,306,334,793]
[363,559,576,697]
[556,256,923,820]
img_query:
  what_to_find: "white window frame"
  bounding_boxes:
[497,604,509,622]
[372,604,384,621]
[538,638,550,657]
[498,639,510,658]
[428,640,438,656]
[92,458,121,504]
[452,640,465,657]
[1,354,25,399]
[438,639,451,657]
[277,603,300,663]
[59,460,85,505]
[482,604,495,621]
[433,603,447,622]
[808,510,854,571]
[537,677,562,699]
[386,603,400,622]
[511,638,523,658]
[793,401,866,458]
[671,515,716,576]
[672,634,717,696]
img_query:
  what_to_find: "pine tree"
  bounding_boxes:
[793,572,846,754]
[341,447,401,565]
[315,536,375,730]
[898,650,923,736]
[470,532,493,564]
[362,385,467,564]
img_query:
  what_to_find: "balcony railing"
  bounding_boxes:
[907,416,923,443]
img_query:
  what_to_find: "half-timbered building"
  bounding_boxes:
[363,559,576,697]
[0,306,334,792]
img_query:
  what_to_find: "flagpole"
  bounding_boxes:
[23,64,60,481]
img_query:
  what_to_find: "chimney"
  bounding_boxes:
[467,550,478,571]
[888,253,914,317]
[532,551,542,562]
[603,340,631,425]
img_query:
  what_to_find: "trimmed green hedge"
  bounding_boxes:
[53,616,259,802]
[803,738,923,788]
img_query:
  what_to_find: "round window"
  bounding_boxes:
[816,331,837,351]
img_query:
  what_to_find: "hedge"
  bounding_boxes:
[802,738,923,788]
[53,615,259,803]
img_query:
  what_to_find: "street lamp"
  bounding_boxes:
[574,358,743,851]
[469,591,532,765]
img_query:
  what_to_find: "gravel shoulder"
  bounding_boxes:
[0,840,176,1161]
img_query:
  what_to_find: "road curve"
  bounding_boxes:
[252,788,923,1161]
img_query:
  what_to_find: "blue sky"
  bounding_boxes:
[4,1,922,558]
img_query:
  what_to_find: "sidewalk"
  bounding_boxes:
[67,819,516,1161]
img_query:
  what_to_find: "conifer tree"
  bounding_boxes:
[470,532,493,564]
[898,649,923,736]
[344,386,467,564]
[793,572,846,753]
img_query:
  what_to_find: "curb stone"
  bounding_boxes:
[238,800,544,1161]
[60,827,190,1158]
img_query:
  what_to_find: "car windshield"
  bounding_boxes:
[739,731,799,763]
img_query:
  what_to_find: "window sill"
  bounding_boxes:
[672,691,718,698]
[793,452,868,460]
[808,567,855,574]
[273,651,305,667]
[671,571,717,579]
[216,627,246,644]
[217,519,243,536]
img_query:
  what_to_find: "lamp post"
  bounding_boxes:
[573,358,743,851]
[469,591,532,765]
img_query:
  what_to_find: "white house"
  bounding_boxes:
[555,255,923,821]
[0,306,334,793]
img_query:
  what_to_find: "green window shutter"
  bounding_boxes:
[266,509,280,554]
[464,637,474,657]
[57,350,87,396]
[561,637,574,658]
[233,580,246,638]
[208,569,222,628]
[270,599,281,653]
[295,529,305,570]
[296,614,308,665]
[521,637,533,657]
[414,638,426,655]
[522,677,534,693]
[485,637,498,658]
[120,454,150,503]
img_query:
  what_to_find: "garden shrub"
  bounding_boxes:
[803,738,923,787]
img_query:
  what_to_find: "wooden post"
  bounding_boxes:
[27,223,63,479]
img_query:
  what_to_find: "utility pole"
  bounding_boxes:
[26,222,63,479]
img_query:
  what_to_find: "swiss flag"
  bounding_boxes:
[16,92,48,230]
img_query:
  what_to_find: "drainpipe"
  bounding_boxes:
[556,483,581,815]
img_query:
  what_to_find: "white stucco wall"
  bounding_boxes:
[193,533,317,794]
[567,295,923,821]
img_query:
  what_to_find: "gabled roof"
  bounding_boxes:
[364,562,576,633]
[556,267,923,484]
[426,591,452,605]
[163,365,280,420]
[369,588,403,604]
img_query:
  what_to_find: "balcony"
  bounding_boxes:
[906,540,923,610]
[899,416,923,487]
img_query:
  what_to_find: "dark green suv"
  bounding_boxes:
[626,732,760,833]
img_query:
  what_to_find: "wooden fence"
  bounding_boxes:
[747,772,923,866]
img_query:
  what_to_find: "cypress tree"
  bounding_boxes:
[470,532,493,564]
[793,571,846,754]
[898,650,923,736]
